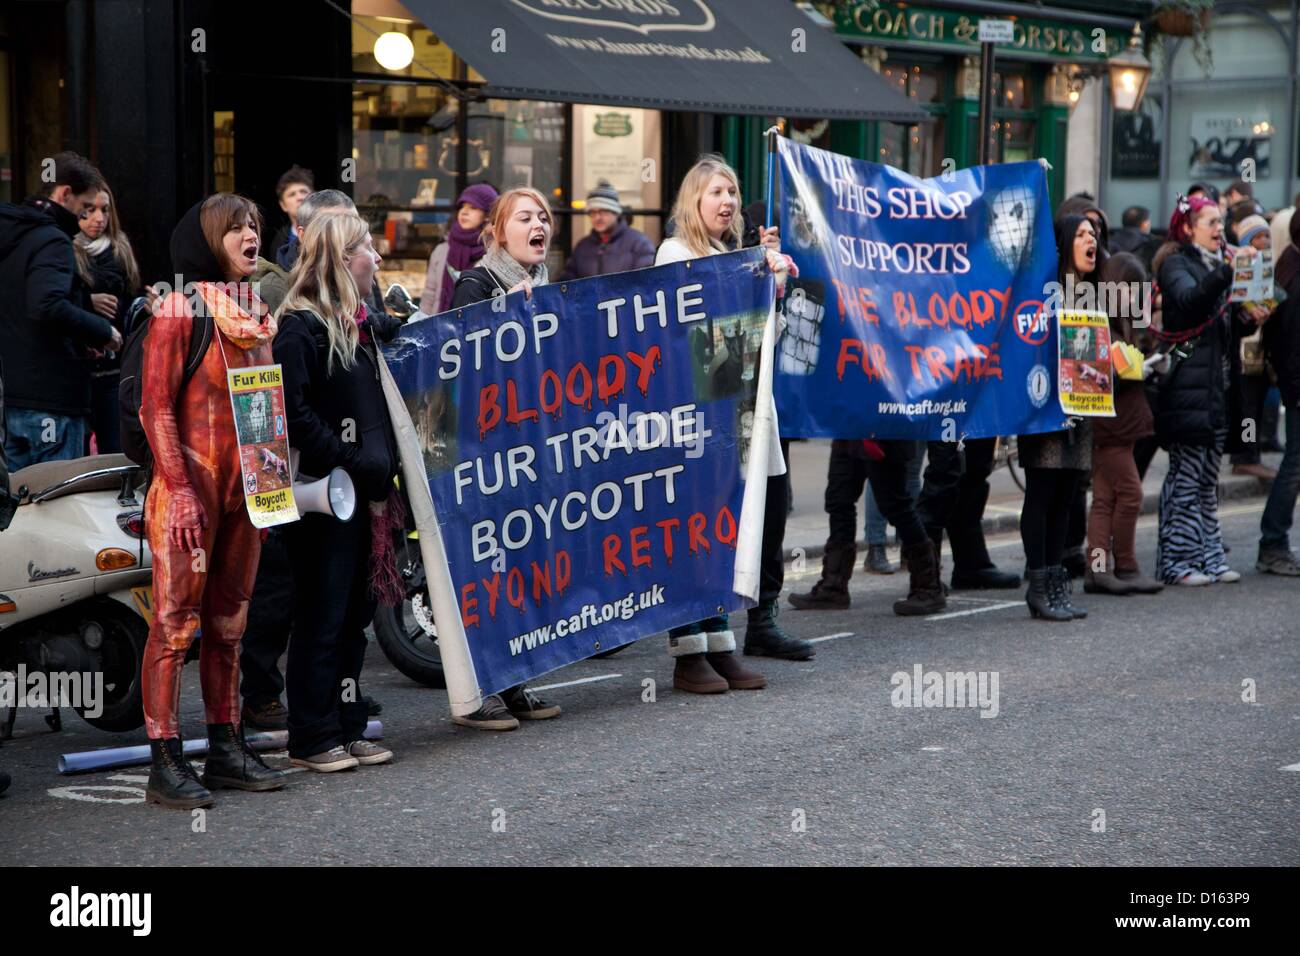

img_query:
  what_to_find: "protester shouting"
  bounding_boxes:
[1018,214,1098,621]
[140,195,286,808]
[448,186,564,728]
[75,184,141,454]
[1154,194,1259,586]
[420,183,497,315]
[655,154,813,694]
[275,212,401,771]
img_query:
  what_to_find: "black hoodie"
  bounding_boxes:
[0,196,115,415]
[170,200,227,285]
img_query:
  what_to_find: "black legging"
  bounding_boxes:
[1020,467,1084,570]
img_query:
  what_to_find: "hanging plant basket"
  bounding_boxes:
[1154,7,1211,37]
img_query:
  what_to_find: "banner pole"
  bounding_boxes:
[764,125,780,230]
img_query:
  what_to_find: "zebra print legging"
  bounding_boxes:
[1157,433,1229,583]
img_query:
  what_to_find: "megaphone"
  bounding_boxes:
[294,467,356,522]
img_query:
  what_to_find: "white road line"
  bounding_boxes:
[1281,763,1300,772]
[809,631,854,643]
[924,601,1023,621]
[921,746,945,752]
[530,673,622,692]
[107,774,149,784]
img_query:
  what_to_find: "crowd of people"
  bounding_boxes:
[2,149,1299,809]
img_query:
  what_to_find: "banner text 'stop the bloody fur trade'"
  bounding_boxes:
[383,250,775,695]
[775,137,1068,441]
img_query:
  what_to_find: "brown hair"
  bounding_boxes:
[482,186,553,256]
[75,185,141,292]
[199,193,262,277]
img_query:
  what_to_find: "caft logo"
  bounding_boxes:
[509,0,716,35]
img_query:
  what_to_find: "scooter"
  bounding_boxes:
[0,453,152,735]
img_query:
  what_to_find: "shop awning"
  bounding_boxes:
[399,0,930,123]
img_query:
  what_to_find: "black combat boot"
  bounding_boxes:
[744,599,815,660]
[202,723,287,792]
[147,737,215,810]
[1048,565,1087,619]
[892,540,947,616]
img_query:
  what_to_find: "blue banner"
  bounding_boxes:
[775,137,1067,440]
[383,249,774,698]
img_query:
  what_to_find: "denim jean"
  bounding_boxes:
[2,408,88,470]
[865,442,923,545]
[1260,406,1300,552]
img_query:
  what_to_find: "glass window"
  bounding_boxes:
[570,105,663,250]
[1170,11,1288,82]
[877,61,947,177]
[1171,84,1289,209]
[350,12,462,81]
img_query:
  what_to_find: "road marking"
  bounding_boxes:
[107,774,149,784]
[48,785,145,804]
[1282,763,1300,772]
[809,631,853,644]
[924,601,1023,621]
[921,746,945,752]
[530,673,622,692]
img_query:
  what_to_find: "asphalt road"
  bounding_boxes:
[2,501,1296,866]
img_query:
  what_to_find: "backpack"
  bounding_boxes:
[117,295,214,468]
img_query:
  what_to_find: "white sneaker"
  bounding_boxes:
[1214,569,1242,583]
[1175,571,1213,586]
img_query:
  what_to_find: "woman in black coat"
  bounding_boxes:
[1154,195,1267,585]
[274,212,401,772]
[446,186,564,730]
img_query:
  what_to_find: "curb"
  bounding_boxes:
[782,473,1271,564]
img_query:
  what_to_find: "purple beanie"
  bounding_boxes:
[458,183,498,213]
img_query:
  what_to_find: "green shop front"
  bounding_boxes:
[727,1,1149,212]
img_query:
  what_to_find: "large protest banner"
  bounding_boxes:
[381,249,779,713]
[775,136,1067,440]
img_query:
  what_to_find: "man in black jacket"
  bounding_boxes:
[0,152,120,469]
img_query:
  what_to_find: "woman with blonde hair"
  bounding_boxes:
[443,186,565,730]
[655,154,814,695]
[75,184,141,452]
[274,212,402,771]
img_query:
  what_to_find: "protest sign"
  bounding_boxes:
[1229,249,1280,309]
[227,364,298,528]
[1056,311,1114,418]
[775,136,1067,440]
[381,250,778,711]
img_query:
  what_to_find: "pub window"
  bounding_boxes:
[989,68,1036,164]
[877,60,947,177]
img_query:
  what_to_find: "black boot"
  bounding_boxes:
[788,542,855,610]
[1048,565,1087,619]
[744,599,815,660]
[202,723,287,792]
[947,487,1019,589]
[893,540,947,616]
[1025,568,1071,620]
[147,738,214,810]
[1062,547,1087,579]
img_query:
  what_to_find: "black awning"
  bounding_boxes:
[400,0,930,123]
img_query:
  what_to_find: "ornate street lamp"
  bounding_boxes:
[1108,23,1152,112]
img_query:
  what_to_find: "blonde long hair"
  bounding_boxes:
[670,154,742,258]
[278,212,371,372]
[75,185,141,292]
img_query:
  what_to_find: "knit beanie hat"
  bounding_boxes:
[1235,214,1270,247]
[586,180,622,215]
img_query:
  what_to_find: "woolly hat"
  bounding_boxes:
[1235,214,1270,247]
[457,182,498,213]
[585,180,622,215]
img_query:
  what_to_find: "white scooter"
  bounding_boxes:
[0,453,152,735]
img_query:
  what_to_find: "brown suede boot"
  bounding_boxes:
[789,542,856,610]
[892,540,947,616]
[705,652,767,690]
[673,654,729,694]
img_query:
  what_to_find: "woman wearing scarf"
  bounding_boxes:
[141,195,285,808]
[1154,195,1267,585]
[274,212,403,771]
[75,184,140,453]
[420,183,498,316]
[446,186,564,730]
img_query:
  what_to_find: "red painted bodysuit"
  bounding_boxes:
[140,284,276,739]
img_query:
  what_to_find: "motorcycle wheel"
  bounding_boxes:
[373,534,446,688]
[78,602,147,732]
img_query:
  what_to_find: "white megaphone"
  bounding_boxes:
[289,450,357,522]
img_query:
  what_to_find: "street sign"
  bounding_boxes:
[978,19,1014,44]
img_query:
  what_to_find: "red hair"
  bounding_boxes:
[1166,194,1218,246]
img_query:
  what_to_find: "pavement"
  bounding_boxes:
[1,497,1296,866]
[782,438,1285,562]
